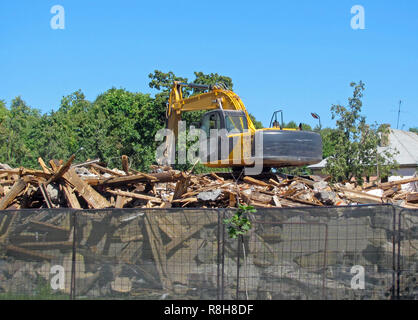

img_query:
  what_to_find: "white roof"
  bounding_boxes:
[308,129,418,169]
[379,129,418,166]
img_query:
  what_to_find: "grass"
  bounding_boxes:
[0,278,70,300]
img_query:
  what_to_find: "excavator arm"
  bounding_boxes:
[167,82,256,137]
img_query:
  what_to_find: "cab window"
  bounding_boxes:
[225,115,247,133]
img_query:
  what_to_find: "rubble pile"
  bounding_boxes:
[0,156,417,211]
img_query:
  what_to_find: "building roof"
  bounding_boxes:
[379,129,418,166]
[308,129,418,169]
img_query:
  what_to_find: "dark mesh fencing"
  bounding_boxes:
[0,209,72,299]
[73,209,221,300]
[0,205,416,300]
[397,208,418,300]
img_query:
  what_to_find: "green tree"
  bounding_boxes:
[249,113,263,129]
[32,90,92,163]
[1,97,41,167]
[409,127,418,134]
[319,127,338,159]
[0,100,9,163]
[87,88,160,171]
[325,82,397,183]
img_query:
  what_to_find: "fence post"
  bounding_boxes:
[236,235,241,300]
[391,206,397,300]
[70,210,77,300]
[396,207,403,300]
[217,209,221,300]
[221,210,225,300]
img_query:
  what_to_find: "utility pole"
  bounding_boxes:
[397,100,402,129]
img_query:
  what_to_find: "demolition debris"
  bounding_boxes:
[0,156,417,211]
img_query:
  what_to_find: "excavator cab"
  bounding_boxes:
[199,110,249,163]
[200,110,248,137]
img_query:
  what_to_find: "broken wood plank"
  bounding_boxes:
[62,183,82,209]
[90,173,159,187]
[279,198,310,208]
[39,183,54,208]
[379,177,418,190]
[106,189,162,203]
[90,163,124,177]
[45,154,76,185]
[0,178,27,210]
[339,188,385,204]
[0,169,51,180]
[383,186,399,198]
[406,193,418,203]
[295,177,315,188]
[84,171,178,186]
[71,158,101,168]
[38,157,52,174]
[272,195,282,207]
[121,155,130,175]
[63,168,111,209]
[243,176,269,187]
[286,196,324,207]
[173,173,190,200]
[210,172,224,182]
[115,195,128,208]
[171,197,198,204]
[249,191,273,204]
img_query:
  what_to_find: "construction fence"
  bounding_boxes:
[0,205,416,300]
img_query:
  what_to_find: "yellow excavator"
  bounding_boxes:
[164,81,322,171]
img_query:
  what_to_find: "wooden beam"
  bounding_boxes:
[173,173,190,200]
[90,163,124,177]
[106,189,162,203]
[339,188,385,205]
[0,178,27,210]
[85,171,178,186]
[62,183,82,209]
[45,154,76,185]
[115,195,127,208]
[406,193,418,203]
[0,169,51,180]
[39,183,54,208]
[121,155,130,175]
[243,176,269,187]
[379,177,418,190]
[38,157,52,174]
[63,168,111,209]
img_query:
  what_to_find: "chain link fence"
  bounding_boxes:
[0,205,416,300]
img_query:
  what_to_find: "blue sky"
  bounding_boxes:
[0,0,417,129]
